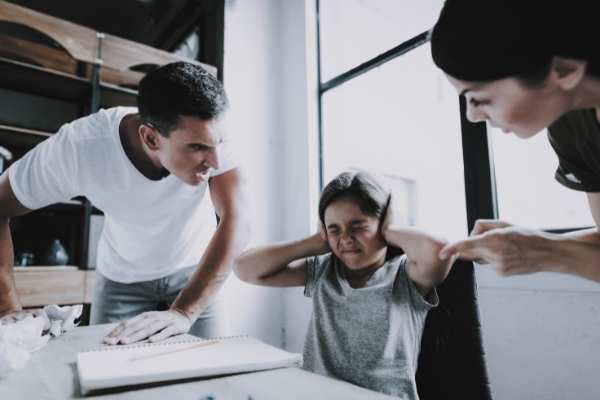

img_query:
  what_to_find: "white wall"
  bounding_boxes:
[278,0,320,352]
[220,0,287,346]
[220,0,319,350]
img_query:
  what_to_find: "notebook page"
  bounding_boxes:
[77,336,302,393]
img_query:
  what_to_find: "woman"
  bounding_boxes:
[430,0,600,282]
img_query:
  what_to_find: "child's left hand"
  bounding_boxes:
[380,194,394,235]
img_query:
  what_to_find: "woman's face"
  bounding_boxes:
[323,197,387,270]
[447,75,571,138]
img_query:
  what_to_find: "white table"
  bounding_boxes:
[0,324,396,399]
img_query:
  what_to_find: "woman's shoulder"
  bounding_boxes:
[549,108,597,144]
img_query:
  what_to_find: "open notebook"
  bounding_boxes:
[77,336,303,394]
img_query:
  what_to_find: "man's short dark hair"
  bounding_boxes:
[137,62,229,136]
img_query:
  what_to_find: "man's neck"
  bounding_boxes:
[119,114,168,180]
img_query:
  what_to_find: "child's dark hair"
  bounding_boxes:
[318,170,389,225]
[137,61,229,136]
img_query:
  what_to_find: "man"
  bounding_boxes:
[0,62,250,344]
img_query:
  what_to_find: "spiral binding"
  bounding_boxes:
[81,335,250,353]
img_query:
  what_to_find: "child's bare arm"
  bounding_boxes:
[383,227,455,294]
[381,196,456,294]
[234,233,330,287]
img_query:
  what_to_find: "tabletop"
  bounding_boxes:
[0,323,396,400]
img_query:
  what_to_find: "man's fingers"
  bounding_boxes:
[120,320,169,344]
[148,326,179,343]
[114,313,157,339]
[103,313,151,344]
[104,322,130,344]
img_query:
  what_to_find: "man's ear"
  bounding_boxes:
[549,56,587,91]
[139,124,162,151]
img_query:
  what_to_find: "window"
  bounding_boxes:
[315,2,492,398]
[319,0,442,81]
[321,44,467,239]
[490,126,594,230]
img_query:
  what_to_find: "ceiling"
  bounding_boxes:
[5,0,216,51]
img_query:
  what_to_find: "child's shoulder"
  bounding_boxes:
[385,253,407,272]
[304,252,335,298]
[307,253,334,274]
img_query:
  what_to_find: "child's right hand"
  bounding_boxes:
[311,224,331,255]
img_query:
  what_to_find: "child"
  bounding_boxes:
[234,171,456,399]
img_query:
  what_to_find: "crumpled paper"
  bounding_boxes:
[0,304,83,378]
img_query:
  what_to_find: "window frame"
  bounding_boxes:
[315,1,589,234]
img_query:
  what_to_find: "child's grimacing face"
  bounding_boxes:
[323,197,387,270]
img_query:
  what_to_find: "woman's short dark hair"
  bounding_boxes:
[516,61,553,88]
[137,62,229,137]
[318,170,389,225]
[430,0,600,83]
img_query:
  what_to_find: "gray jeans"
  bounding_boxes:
[90,266,228,338]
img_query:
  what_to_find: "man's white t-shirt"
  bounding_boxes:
[8,107,237,283]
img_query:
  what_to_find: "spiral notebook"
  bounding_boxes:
[77,336,303,395]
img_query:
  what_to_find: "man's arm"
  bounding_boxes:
[0,173,33,316]
[104,168,251,344]
[170,168,250,318]
[439,192,600,282]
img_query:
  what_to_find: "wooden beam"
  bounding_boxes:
[0,1,99,64]
[101,33,217,77]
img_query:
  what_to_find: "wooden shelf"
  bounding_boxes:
[100,82,138,107]
[0,123,51,146]
[14,265,78,272]
[0,56,90,102]
[0,57,140,108]
[14,268,95,307]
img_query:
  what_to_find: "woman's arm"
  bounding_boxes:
[437,192,600,283]
[234,233,330,287]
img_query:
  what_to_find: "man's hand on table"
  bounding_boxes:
[103,309,194,345]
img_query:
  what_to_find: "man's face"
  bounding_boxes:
[323,198,387,270]
[155,116,224,186]
[446,75,569,139]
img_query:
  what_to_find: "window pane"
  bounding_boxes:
[322,43,467,240]
[490,127,595,230]
[320,0,443,82]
